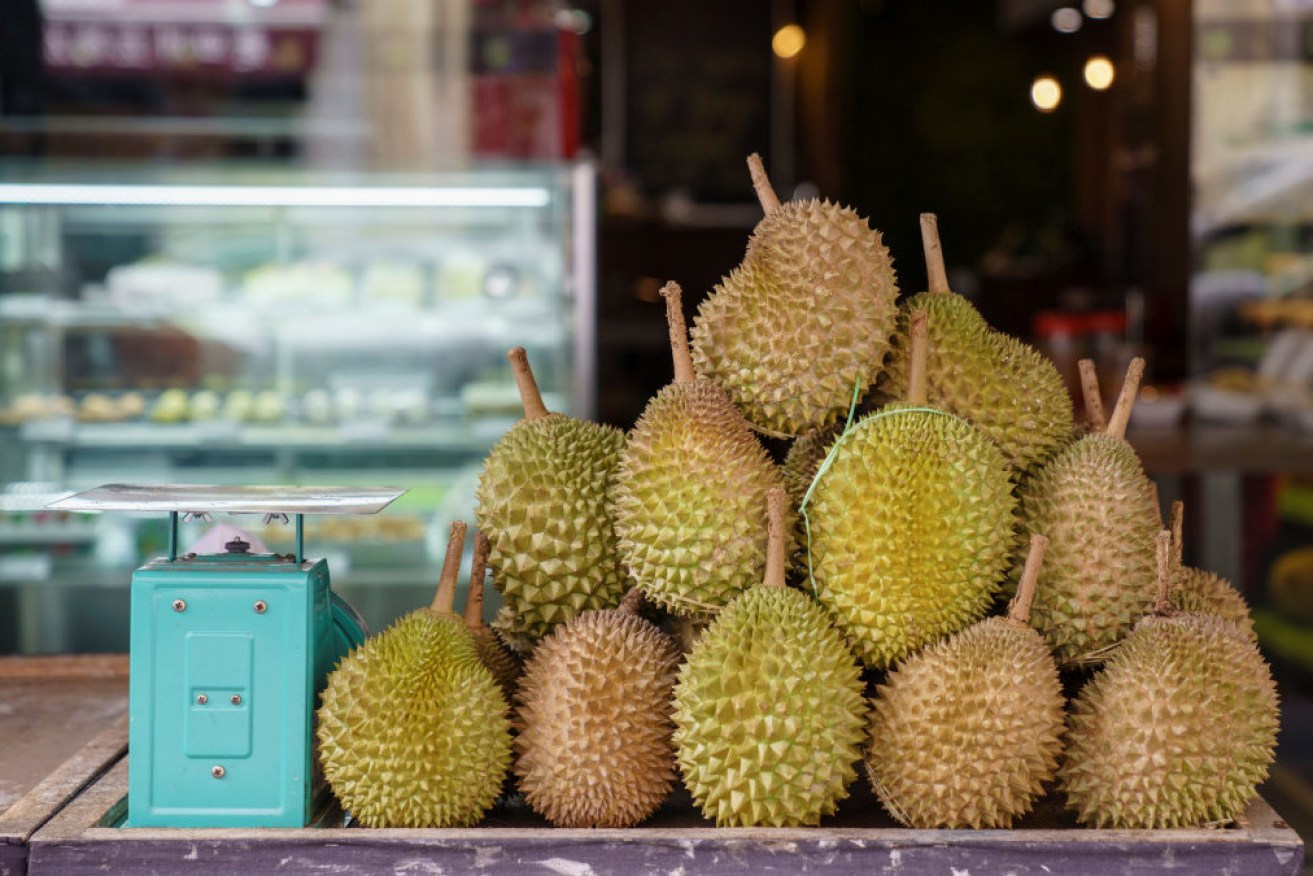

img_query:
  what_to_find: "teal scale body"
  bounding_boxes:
[127,552,364,828]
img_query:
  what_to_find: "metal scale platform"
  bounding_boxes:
[48,484,405,828]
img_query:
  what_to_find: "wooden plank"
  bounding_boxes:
[29,759,1305,875]
[0,658,128,876]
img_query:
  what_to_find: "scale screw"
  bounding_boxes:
[253,600,267,614]
[196,694,208,705]
[172,599,187,612]
[211,765,226,779]
[231,695,242,705]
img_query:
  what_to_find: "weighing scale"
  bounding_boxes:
[48,484,406,828]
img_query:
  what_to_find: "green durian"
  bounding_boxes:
[1167,500,1256,641]
[673,489,867,826]
[807,311,1018,669]
[464,531,523,701]
[689,154,898,438]
[475,347,628,642]
[613,281,792,616]
[514,590,681,827]
[1016,359,1159,666]
[866,535,1066,829]
[877,215,1073,477]
[1061,533,1279,828]
[317,522,512,828]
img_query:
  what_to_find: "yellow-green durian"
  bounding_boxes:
[475,347,628,642]
[514,590,681,827]
[317,522,512,828]
[807,311,1017,669]
[464,532,523,701]
[1061,533,1279,828]
[673,490,867,827]
[1016,359,1159,666]
[1168,501,1256,641]
[877,215,1073,477]
[866,535,1066,829]
[613,282,792,616]
[689,154,898,438]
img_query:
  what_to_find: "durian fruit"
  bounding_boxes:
[877,215,1073,477]
[317,522,513,827]
[464,531,523,701]
[688,154,899,438]
[806,311,1017,669]
[513,589,681,827]
[1168,501,1256,641]
[612,281,792,615]
[1016,358,1160,666]
[475,347,628,642]
[673,488,868,827]
[782,425,840,510]
[1061,532,1280,828]
[865,534,1066,829]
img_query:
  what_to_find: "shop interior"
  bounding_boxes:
[1,0,1312,864]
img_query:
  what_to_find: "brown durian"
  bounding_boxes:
[1060,532,1279,828]
[1015,359,1160,666]
[866,534,1066,829]
[688,154,899,438]
[513,589,681,827]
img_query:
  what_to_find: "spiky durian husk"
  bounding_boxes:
[514,608,680,827]
[317,610,512,828]
[673,586,867,827]
[783,426,839,508]
[1060,613,1279,828]
[1172,566,1256,642]
[807,404,1017,669]
[475,413,628,641]
[490,604,537,655]
[689,200,898,438]
[1016,434,1159,666]
[471,627,523,702]
[612,380,792,615]
[878,293,1074,477]
[866,617,1065,828]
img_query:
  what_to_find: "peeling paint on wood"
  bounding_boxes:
[25,756,1306,876]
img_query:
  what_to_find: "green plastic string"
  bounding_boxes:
[797,388,970,596]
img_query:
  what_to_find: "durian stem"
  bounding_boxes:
[1008,533,1049,626]
[1104,356,1146,440]
[463,531,490,631]
[747,153,781,215]
[920,213,950,294]
[507,347,550,420]
[1149,480,1161,525]
[763,488,787,589]
[1170,500,1184,569]
[1078,359,1107,432]
[431,521,467,614]
[661,281,696,383]
[1154,529,1174,615]
[907,310,930,406]
[618,587,644,615]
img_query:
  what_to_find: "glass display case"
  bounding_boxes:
[0,161,596,652]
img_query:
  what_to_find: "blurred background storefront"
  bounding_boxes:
[2,0,1313,852]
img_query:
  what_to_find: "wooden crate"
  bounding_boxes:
[0,656,129,876]
[27,743,1306,875]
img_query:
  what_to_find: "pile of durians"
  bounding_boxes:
[316,155,1279,832]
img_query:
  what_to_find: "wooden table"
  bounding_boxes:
[1127,423,1313,589]
[0,655,128,876]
